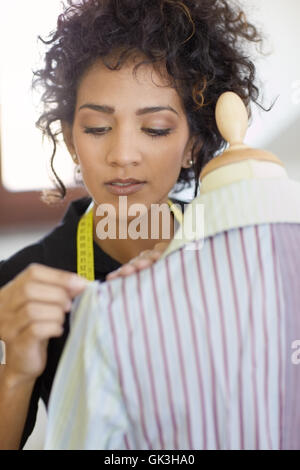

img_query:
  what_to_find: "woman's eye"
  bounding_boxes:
[83,127,109,136]
[83,127,172,138]
[143,128,172,138]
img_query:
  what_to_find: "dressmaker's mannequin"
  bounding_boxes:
[45,91,300,451]
[200,91,285,190]
[162,91,300,257]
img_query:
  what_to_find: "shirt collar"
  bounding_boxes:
[162,161,300,258]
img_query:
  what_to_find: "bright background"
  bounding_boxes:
[0,0,74,193]
[0,0,299,196]
[0,0,299,450]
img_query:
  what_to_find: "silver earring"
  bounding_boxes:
[74,163,82,184]
[189,159,193,166]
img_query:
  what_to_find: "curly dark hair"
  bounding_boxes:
[32,0,273,204]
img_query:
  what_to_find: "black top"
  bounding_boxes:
[0,195,187,449]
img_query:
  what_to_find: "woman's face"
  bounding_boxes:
[63,56,193,216]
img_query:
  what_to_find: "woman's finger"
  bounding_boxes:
[106,259,149,280]
[106,265,134,280]
[106,249,162,281]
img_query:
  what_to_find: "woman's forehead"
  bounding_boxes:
[79,56,170,88]
[76,58,182,109]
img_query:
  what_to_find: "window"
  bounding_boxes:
[0,0,86,225]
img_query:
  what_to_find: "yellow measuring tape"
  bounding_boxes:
[77,199,183,281]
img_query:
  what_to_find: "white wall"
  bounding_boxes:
[238,0,300,139]
[0,0,299,450]
[241,0,300,179]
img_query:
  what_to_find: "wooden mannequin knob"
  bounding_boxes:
[216,92,249,147]
[200,91,284,181]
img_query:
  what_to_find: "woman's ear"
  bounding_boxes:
[182,136,203,169]
[61,120,76,158]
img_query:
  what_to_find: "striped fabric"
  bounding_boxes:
[44,167,300,450]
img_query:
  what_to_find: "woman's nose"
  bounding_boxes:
[105,129,142,167]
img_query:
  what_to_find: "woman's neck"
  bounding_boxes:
[92,201,175,265]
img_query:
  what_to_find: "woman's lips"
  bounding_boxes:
[105,182,146,196]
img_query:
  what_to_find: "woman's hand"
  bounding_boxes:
[106,242,169,281]
[0,264,88,386]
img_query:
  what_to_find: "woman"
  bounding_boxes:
[0,0,269,450]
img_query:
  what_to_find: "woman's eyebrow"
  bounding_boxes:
[78,103,179,116]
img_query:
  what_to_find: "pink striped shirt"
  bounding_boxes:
[45,172,300,450]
